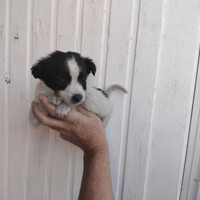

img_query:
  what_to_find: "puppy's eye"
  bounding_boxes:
[58,78,67,85]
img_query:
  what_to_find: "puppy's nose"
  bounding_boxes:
[71,94,83,104]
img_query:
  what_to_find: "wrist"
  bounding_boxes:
[84,141,109,160]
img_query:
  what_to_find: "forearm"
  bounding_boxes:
[78,142,114,200]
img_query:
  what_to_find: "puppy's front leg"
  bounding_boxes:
[56,103,71,118]
[47,95,62,106]
[47,95,71,117]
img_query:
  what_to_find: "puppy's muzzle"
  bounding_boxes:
[71,94,83,104]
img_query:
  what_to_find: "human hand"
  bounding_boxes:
[31,94,108,153]
[32,94,114,200]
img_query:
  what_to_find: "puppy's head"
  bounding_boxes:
[31,51,96,105]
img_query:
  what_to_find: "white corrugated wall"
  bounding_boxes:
[0,0,200,200]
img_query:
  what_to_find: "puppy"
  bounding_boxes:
[29,51,127,128]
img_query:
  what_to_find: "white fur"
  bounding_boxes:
[29,81,55,127]
[58,58,85,104]
[55,103,71,117]
[47,95,62,106]
[82,84,113,126]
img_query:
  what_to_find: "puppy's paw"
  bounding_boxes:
[56,103,71,118]
[47,95,62,106]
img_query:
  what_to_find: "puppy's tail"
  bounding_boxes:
[105,84,128,97]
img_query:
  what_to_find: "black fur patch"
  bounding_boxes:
[31,51,96,92]
[95,88,108,98]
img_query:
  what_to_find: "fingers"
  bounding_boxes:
[39,94,60,118]
[60,133,69,140]
[32,101,63,129]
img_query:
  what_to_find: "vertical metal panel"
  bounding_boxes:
[81,0,111,88]
[7,0,29,200]
[143,1,200,199]
[123,1,165,199]
[104,0,140,199]
[24,0,33,199]
[0,0,200,200]
[181,54,200,200]
[123,0,200,200]
[0,0,7,199]
[28,0,52,199]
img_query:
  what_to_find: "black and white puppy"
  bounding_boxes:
[29,51,127,128]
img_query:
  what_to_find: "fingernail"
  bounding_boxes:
[32,102,35,108]
[39,94,43,101]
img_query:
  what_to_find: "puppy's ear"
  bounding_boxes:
[84,57,96,76]
[31,57,50,80]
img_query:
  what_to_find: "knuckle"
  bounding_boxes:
[49,110,57,118]
[41,118,48,126]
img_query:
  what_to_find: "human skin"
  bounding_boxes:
[32,94,114,200]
